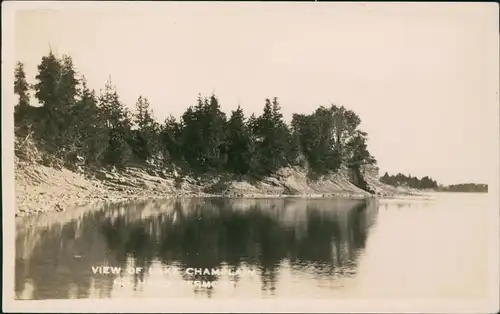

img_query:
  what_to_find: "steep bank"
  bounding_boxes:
[13,138,409,217]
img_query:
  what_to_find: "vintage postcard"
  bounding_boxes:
[2,1,499,313]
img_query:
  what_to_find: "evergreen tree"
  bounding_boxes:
[14,61,31,125]
[252,98,291,175]
[34,50,61,111]
[98,78,133,166]
[132,96,160,163]
[271,97,292,167]
[33,52,80,156]
[180,104,201,170]
[57,55,81,153]
[180,94,227,174]
[33,51,63,150]
[58,55,79,110]
[246,112,262,175]
[160,115,183,165]
[203,94,228,172]
[226,106,254,175]
[380,172,390,183]
[71,77,108,164]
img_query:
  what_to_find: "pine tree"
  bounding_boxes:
[34,50,61,111]
[58,55,79,110]
[33,52,80,157]
[226,106,254,175]
[14,61,31,125]
[160,115,183,165]
[57,55,81,153]
[33,50,63,150]
[271,97,292,168]
[203,94,228,172]
[180,94,227,174]
[380,172,390,184]
[132,96,160,163]
[71,77,108,164]
[180,104,202,170]
[98,78,133,166]
[252,98,291,175]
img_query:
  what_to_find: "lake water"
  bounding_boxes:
[14,193,493,301]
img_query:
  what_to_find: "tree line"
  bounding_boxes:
[440,183,488,193]
[14,51,377,191]
[380,172,439,190]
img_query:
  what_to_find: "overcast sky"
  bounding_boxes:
[9,2,499,185]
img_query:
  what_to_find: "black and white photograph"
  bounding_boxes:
[2,1,499,313]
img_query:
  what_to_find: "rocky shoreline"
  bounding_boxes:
[14,154,414,217]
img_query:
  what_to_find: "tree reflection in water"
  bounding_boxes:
[15,197,378,299]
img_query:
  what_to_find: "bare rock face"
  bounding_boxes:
[361,164,380,178]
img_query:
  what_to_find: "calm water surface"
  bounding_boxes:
[15,193,491,300]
